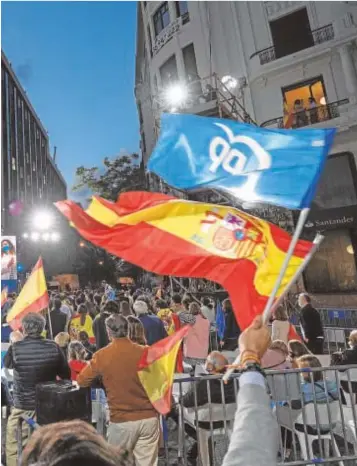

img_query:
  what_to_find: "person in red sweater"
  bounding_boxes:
[68,341,88,381]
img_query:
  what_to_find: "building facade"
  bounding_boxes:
[135,1,357,307]
[1,51,67,235]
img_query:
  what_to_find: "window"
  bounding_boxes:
[313,153,357,210]
[20,167,24,179]
[153,2,170,37]
[183,44,199,81]
[160,55,178,88]
[270,8,313,59]
[33,162,36,172]
[27,174,31,186]
[12,157,16,171]
[282,76,328,128]
[175,1,189,22]
[26,152,29,163]
[304,229,357,293]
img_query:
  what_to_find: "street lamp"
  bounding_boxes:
[31,232,40,241]
[51,232,60,242]
[222,75,238,91]
[32,210,54,230]
[164,83,188,109]
[98,260,104,266]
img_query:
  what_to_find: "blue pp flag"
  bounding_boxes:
[216,301,225,340]
[148,113,336,210]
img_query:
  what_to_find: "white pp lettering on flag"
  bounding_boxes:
[209,123,272,176]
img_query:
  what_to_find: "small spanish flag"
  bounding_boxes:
[7,257,49,330]
[1,287,8,307]
[138,325,190,415]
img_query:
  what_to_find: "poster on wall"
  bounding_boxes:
[1,236,17,281]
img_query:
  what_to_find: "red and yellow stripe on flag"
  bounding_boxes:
[6,257,49,330]
[1,287,8,307]
[55,192,312,330]
[137,325,190,414]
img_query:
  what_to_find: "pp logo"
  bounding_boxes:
[209,123,271,178]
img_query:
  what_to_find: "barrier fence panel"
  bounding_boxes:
[166,366,357,465]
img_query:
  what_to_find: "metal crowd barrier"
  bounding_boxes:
[164,366,357,465]
[290,309,357,329]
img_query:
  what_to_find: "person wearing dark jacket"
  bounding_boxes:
[298,293,324,354]
[4,312,70,466]
[220,299,241,351]
[133,300,167,345]
[46,298,67,339]
[182,351,236,464]
[92,301,119,350]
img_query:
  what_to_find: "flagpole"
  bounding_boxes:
[262,207,310,322]
[223,212,319,383]
[269,233,324,315]
[47,308,53,340]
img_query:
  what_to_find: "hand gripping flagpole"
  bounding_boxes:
[223,208,316,382]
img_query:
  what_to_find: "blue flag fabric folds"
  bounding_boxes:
[148,113,336,210]
[216,301,225,340]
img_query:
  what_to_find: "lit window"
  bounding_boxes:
[12,157,16,171]
[33,162,36,172]
[153,2,170,37]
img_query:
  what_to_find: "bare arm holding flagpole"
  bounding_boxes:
[223,232,323,382]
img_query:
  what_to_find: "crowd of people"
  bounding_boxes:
[1,284,357,466]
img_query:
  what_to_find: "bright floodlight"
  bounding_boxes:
[33,210,53,230]
[51,232,60,242]
[222,75,238,90]
[31,232,40,241]
[23,233,29,239]
[42,233,50,241]
[164,84,188,107]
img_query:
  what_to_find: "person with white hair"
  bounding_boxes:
[133,300,167,345]
[9,330,23,344]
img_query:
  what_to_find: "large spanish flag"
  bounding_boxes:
[56,192,312,330]
[137,325,190,414]
[7,257,49,330]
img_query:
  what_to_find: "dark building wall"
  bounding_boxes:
[1,51,67,235]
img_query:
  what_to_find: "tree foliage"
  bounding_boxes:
[73,153,146,202]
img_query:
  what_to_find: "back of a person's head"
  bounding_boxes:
[94,294,102,307]
[105,314,128,339]
[189,302,201,316]
[22,312,46,337]
[288,339,310,358]
[202,297,211,307]
[127,315,147,345]
[120,300,131,317]
[205,351,228,374]
[156,299,168,310]
[77,303,87,315]
[222,298,232,312]
[21,420,131,466]
[297,354,322,381]
[102,300,119,315]
[10,330,23,344]
[271,339,289,357]
[53,298,62,311]
[68,340,87,361]
[349,329,357,348]
[133,300,148,316]
[171,293,182,305]
[119,296,130,304]
[274,306,288,321]
[78,331,89,342]
[182,296,191,310]
[55,332,70,348]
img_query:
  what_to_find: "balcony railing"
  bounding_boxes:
[152,13,189,55]
[260,99,349,129]
[250,24,335,65]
